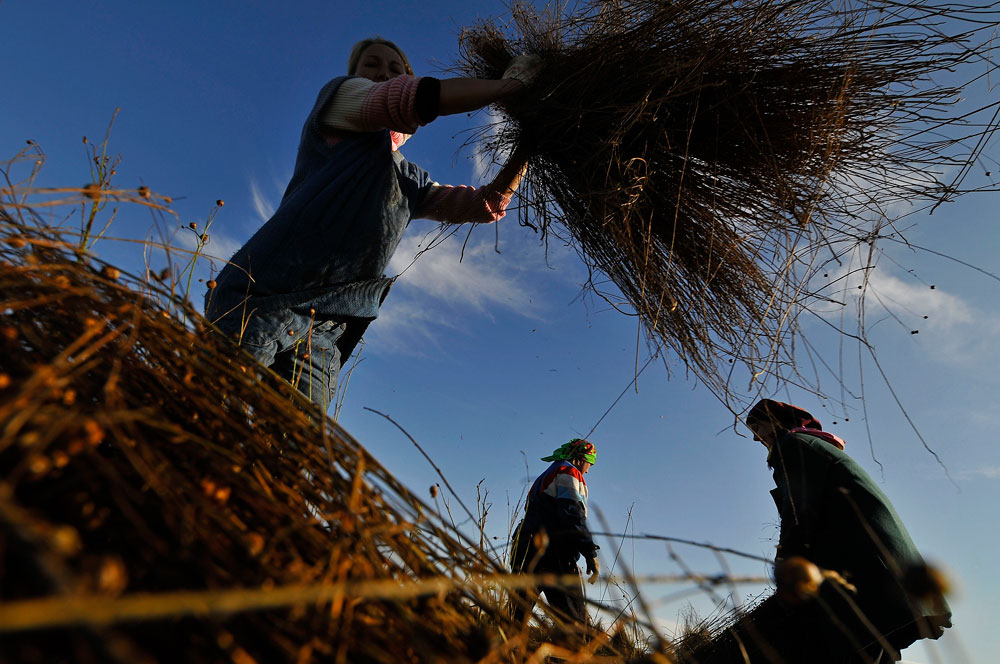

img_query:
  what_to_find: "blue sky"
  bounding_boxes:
[3,1,998,661]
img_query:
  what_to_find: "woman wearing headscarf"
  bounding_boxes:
[205,37,540,410]
[744,399,951,663]
[509,438,599,626]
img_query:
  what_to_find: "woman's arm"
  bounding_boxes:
[415,147,529,225]
[486,145,529,197]
[321,55,541,134]
[773,434,835,560]
[437,77,525,116]
[320,76,525,136]
[438,53,542,115]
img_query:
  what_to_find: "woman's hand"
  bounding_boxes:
[502,54,543,88]
[586,556,600,584]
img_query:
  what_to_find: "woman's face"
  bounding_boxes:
[354,43,407,82]
[748,419,778,450]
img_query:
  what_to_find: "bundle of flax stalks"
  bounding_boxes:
[459,0,1000,398]
[0,218,517,662]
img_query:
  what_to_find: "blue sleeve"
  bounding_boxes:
[396,155,436,213]
[556,497,598,557]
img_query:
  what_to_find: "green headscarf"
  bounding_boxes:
[541,438,597,465]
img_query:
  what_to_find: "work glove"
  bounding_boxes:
[585,556,600,585]
[502,54,543,88]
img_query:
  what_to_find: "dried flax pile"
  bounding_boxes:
[0,129,671,664]
[0,220,511,662]
[459,0,1000,399]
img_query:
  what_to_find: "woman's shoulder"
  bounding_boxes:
[307,76,368,137]
[773,431,844,470]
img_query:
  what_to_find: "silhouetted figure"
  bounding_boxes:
[510,438,600,627]
[742,399,951,663]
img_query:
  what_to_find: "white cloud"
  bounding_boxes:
[362,296,461,357]
[863,269,1000,367]
[250,176,277,222]
[470,106,509,184]
[387,230,537,310]
[957,466,1000,480]
[367,228,548,354]
[814,255,1000,370]
[199,232,243,265]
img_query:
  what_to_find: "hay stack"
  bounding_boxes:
[0,219,510,662]
[460,0,999,399]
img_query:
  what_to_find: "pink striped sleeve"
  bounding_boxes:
[415,184,511,224]
[321,76,426,135]
[359,75,424,133]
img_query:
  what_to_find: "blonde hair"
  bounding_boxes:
[347,37,413,76]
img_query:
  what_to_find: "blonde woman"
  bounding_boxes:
[206,38,538,409]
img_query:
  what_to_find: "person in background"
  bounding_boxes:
[205,37,539,410]
[510,438,600,627]
[745,398,951,663]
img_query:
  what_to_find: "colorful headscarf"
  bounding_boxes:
[541,438,597,465]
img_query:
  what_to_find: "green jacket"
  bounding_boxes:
[769,431,951,651]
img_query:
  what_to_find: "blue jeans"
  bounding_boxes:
[217,310,347,411]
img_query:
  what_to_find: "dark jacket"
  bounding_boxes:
[511,461,598,572]
[769,430,951,653]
